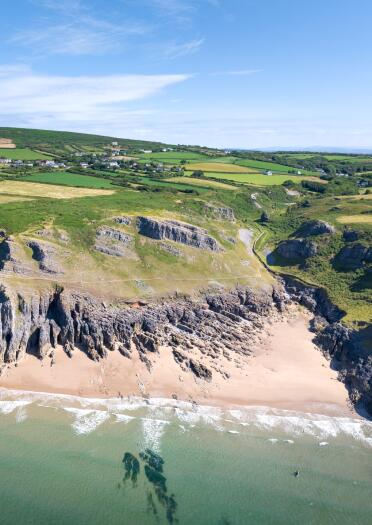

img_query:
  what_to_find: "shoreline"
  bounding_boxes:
[0,310,355,419]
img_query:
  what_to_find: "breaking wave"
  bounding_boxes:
[1,388,371,446]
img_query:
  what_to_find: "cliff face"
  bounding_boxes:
[137,217,222,252]
[0,284,285,381]
[281,275,372,416]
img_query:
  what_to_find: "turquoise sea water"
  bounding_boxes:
[0,390,371,525]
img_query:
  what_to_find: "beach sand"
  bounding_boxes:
[0,310,352,417]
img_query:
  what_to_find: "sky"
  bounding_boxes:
[1,0,372,149]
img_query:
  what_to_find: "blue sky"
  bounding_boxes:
[0,0,372,149]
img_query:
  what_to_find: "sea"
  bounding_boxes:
[0,389,371,525]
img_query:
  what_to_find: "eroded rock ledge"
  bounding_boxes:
[0,284,284,382]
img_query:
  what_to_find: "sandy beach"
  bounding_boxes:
[0,310,352,417]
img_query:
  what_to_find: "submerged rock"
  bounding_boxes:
[137,216,222,252]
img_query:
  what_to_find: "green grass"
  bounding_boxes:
[0,148,52,160]
[138,151,207,163]
[234,158,317,175]
[22,171,114,188]
[185,171,306,186]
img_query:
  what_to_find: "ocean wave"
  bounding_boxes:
[1,388,371,446]
[0,399,32,415]
[63,407,110,435]
[140,418,169,453]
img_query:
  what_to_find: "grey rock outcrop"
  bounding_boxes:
[334,243,372,270]
[0,238,32,275]
[95,227,133,257]
[204,204,235,222]
[113,216,132,226]
[276,239,317,260]
[138,217,222,252]
[27,240,62,274]
[295,220,335,237]
[343,229,359,242]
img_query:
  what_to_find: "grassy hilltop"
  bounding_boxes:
[0,127,371,329]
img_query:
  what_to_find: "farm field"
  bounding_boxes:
[133,175,209,192]
[187,162,256,173]
[184,171,313,186]
[138,151,207,163]
[234,158,316,175]
[22,171,114,189]
[0,148,52,160]
[165,176,237,190]
[0,180,114,200]
[336,214,372,224]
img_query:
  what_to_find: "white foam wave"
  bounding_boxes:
[63,407,110,435]
[114,414,136,424]
[141,418,169,453]
[0,400,31,415]
[1,388,371,446]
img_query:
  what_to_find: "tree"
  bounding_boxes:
[192,170,204,178]
[260,211,270,223]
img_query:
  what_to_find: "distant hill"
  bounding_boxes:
[0,127,170,152]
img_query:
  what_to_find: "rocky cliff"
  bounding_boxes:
[281,275,372,416]
[0,284,284,381]
[137,217,222,252]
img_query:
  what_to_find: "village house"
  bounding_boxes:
[0,158,11,164]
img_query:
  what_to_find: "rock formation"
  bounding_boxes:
[0,284,284,382]
[95,226,133,257]
[276,239,317,260]
[334,243,372,270]
[137,217,222,252]
[295,219,335,237]
[27,240,63,274]
[203,204,235,222]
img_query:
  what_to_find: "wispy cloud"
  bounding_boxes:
[13,0,149,56]
[0,65,189,131]
[162,38,204,59]
[211,69,262,77]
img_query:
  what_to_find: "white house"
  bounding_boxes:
[0,158,11,164]
[265,170,273,176]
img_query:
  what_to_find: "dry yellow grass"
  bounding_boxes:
[0,195,34,204]
[187,162,257,173]
[337,215,372,224]
[337,193,372,200]
[166,176,238,190]
[0,139,16,149]
[0,180,115,200]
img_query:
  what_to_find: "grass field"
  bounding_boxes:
[234,158,315,174]
[0,180,114,200]
[22,172,114,189]
[165,176,238,190]
[187,162,256,173]
[138,151,207,163]
[0,148,52,160]
[336,215,372,224]
[185,171,309,186]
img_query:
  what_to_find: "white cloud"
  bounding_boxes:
[0,66,189,130]
[13,0,149,56]
[162,38,205,59]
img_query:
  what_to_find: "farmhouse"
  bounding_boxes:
[0,158,11,164]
